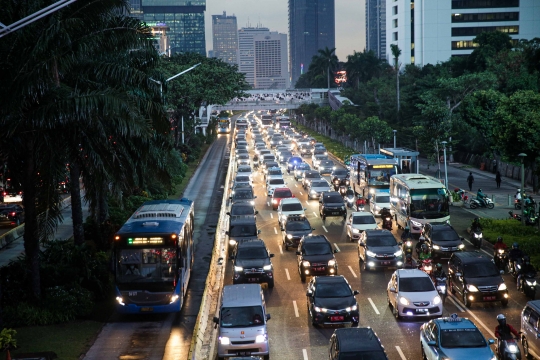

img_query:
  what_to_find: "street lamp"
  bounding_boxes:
[393,130,397,148]
[518,153,527,226]
[441,141,448,191]
[150,62,201,144]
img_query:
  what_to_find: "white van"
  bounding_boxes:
[214,284,270,359]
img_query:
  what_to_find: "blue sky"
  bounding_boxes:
[205,0,366,61]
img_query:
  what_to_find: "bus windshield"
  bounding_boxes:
[410,188,450,218]
[367,166,397,185]
[116,248,177,283]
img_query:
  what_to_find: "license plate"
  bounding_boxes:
[416,309,428,313]
[381,261,391,265]
[140,307,154,312]
[313,267,325,272]
[247,278,258,282]
[332,212,340,215]
[330,316,344,321]
[238,351,251,356]
[483,296,496,301]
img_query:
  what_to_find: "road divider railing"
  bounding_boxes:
[189,138,235,360]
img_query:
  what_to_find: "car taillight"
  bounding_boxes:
[11,212,16,216]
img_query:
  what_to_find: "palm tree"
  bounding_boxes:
[390,44,402,116]
[318,47,339,89]
[345,50,388,88]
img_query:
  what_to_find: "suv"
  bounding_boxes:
[230,239,275,288]
[319,191,347,221]
[521,300,540,358]
[358,229,403,271]
[277,198,305,226]
[230,188,256,205]
[329,328,388,360]
[302,170,322,189]
[422,223,465,258]
[226,215,261,251]
[318,160,335,174]
[296,234,339,282]
[281,215,313,250]
[448,251,508,307]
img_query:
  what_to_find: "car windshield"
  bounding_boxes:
[433,229,460,241]
[440,328,486,348]
[297,164,310,170]
[367,166,397,185]
[353,216,376,225]
[220,306,265,328]
[236,247,268,259]
[238,168,251,173]
[238,154,249,159]
[229,224,257,237]
[286,221,311,231]
[233,191,253,199]
[464,263,501,277]
[269,179,285,185]
[410,188,450,219]
[338,352,387,360]
[268,169,282,175]
[236,176,250,182]
[311,181,328,188]
[282,203,303,211]
[274,190,293,198]
[323,194,343,203]
[263,155,275,161]
[333,170,348,176]
[366,235,397,247]
[321,161,334,166]
[230,206,254,216]
[306,172,320,179]
[398,277,435,292]
[303,243,333,256]
[375,195,390,203]
[315,155,329,161]
[315,282,352,297]
[116,248,177,284]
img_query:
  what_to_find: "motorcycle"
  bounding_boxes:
[496,337,522,360]
[509,210,539,226]
[509,258,523,278]
[495,249,509,272]
[338,185,347,197]
[356,202,365,212]
[469,196,495,209]
[434,277,447,304]
[514,198,522,210]
[454,188,471,206]
[468,228,483,249]
[418,259,433,276]
[381,215,392,231]
[402,240,414,258]
[519,273,537,300]
[345,194,355,209]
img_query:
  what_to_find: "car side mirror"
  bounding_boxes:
[389,287,396,293]
[306,291,313,297]
[455,272,462,277]
[296,251,301,255]
[255,211,259,215]
[500,270,504,275]
[270,254,275,258]
[353,290,359,296]
[333,249,339,253]
[488,339,495,344]
[226,212,231,216]
[312,228,315,231]
[460,236,465,241]
[266,314,271,321]
[225,231,229,236]
[427,340,436,347]
[258,230,262,234]
[213,316,219,324]
[254,196,257,199]
[359,243,365,247]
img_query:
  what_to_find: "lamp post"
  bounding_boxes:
[393,130,397,148]
[441,141,448,190]
[518,153,527,226]
[150,63,201,144]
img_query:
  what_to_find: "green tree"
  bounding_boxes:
[468,31,514,71]
[390,44,402,116]
[358,116,393,150]
[345,50,387,88]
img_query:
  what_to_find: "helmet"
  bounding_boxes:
[497,236,503,243]
[478,189,482,192]
[405,226,410,231]
[419,236,426,242]
[436,263,442,271]
[422,244,429,253]
[512,242,519,249]
[497,314,507,327]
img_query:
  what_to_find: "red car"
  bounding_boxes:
[271,187,294,210]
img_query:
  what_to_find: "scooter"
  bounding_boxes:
[418,259,433,276]
[345,194,355,209]
[469,196,495,209]
[509,210,539,226]
[509,258,523,278]
[519,273,537,300]
[468,228,483,249]
[338,185,347,197]
[402,239,414,259]
[496,337,522,360]
[495,249,509,272]
[434,277,447,304]
[382,215,392,231]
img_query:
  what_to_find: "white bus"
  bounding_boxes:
[390,174,450,234]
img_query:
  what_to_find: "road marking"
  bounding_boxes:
[270,213,273,218]
[368,298,380,314]
[285,268,290,280]
[274,227,278,234]
[334,243,341,252]
[299,192,303,195]
[348,266,357,278]
[395,346,407,360]
[463,238,491,256]
[306,200,310,206]
[295,184,298,187]
[302,349,308,360]
[449,294,493,335]
[313,211,318,217]
[266,201,269,206]
[279,245,283,255]
[293,301,299,317]
[447,295,465,313]
[322,225,328,232]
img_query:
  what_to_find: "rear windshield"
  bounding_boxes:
[274,190,293,198]
[282,203,303,211]
[269,179,285,185]
[286,221,311,231]
[398,277,435,292]
[353,216,376,225]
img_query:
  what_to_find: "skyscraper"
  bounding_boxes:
[212,12,238,65]
[366,0,386,59]
[130,0,206,55]
[288,0,336,86]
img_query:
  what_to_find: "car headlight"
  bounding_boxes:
[286,234,293,239]
[399,297,409,305]
[433,295,442,305]
[369,189,375,194]
[170,294,179,304]
[255,334,267,343]
[352,228,360,234]
[394,249,403,257]
[458,243,465,249]
[263,265,272,270]
[341,206,345,210]
[328,259,336,266]
[345,305,357,312]
[366,250,376,258]
[324,152,328,155]
[219,336,230,345]
[314,306,328,313]
[432,245,440,250]
[410,219,422,226]
[499,283,508,290]
[116,296,125,306]
[272,199,278,204]
[250,200,255,205]
[229,239,237,246]
[234,266,243,272]
[467,284,479,292]
[375,205,380,210]
[302,261,311,267]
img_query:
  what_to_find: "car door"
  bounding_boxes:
[453,258,465,295]
[370,194,376,214]
[346,214,353,237]
[526,309,540,355]
[388,273,398,306]
[423,322,441,360]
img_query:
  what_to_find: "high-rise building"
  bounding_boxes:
[288,0,336,86]
[212,12,238,65]
[387,0,540,67]
[238,27,289,89]
[129,0,206,55]
[366,0,386,59]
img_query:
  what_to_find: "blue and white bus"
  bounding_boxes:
[349,154,400,201]
[218,117,231,134]
[113,198,194,314]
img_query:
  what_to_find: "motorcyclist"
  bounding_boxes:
[401,226,411,241]
[403,254,416,269]
[345,187,355,198]
[476,188,487,207]
[380,207,391,219]
[356,195,366,211]
[433,263,446,279]
[471,217,482,232]
[494,314,520,358]
[415,236,426,255]
[508,242,525,274]
[418,244,431,261]
[517,255,537,290]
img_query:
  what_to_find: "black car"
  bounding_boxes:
[319,191,346,221]
[422,223,465,258]
[448,251,508,307]
[287,157,303,173]
[231,239,275,288]
[358,229,403,271]
[228,202,258,217]
[329,328,389,360]
[230,188,257,205]
[306,276,359,327]
[0,204,24,227]
[226,215,261,251]
[281,215,314,250]
[331,168,350,188]
[296,234,339,282]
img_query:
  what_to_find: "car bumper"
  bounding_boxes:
[364,257,403,269]
[301,265,337,277]
[217,342,269,358]
[398,305,442,317]
[233,272,273,284]
[311,310,359,325]
[465,291,508,303]
[322,209,347,217]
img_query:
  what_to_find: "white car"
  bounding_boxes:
[266,178,286,196]
[306,179,332,200]
[236,165,254,181]
[277,198,306,226]
[387,269,443,320]
[346,212,378,241]
[370,191,392,216]
[266,167,284,182]
[312,154,329,169]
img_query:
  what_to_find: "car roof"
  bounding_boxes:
[314,275,347,284]
[273,187,292,194]
[222,284,263,308]
[433,315,478,330]
[334,328,385,353]
[452,251,492,263]
[351,212,374,217]
[280,197,301,204]
[430,223,456,231]
[396,269,429,278]
[302,234,330,243]
[237,239,267,248]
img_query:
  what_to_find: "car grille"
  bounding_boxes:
[440,246,459,251]
[311,262,327,267]
[413,301,431,307]
[230,340,255,345]
[244,268,264,274]
[375,254,395,260]
[478,285,498,292]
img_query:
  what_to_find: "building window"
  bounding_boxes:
[452,25,519,36]
[452,0,519,9]
[451,40,479,50]
[393,32,398,41]
[393,19,398,28]
[393,6,398,15]
[452,12,519,22]
[411,56,415,64]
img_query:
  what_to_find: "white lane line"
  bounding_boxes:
[334,243,341,252]
[302,349,308,360]
[279,245,283,255]
[367,297,380,314]
[293,301,299,317]
[322,225,328,233]
[270,213,273,218]
[348,266,357,278]
[285,268,290,280]
[395,346,407,360]
[274,227,278,234]
[313,211,318,217]
[266,201,270,206]
[306,200,310,206]
[299,192,303,195]
[449,294,493,335]
[447,294,465,313]
[463,238,491,256]
[295,184,298,187]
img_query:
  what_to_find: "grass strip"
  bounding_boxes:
[293,122,358,162]
[170,143,210,199]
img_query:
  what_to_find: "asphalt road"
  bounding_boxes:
[221,124,532,360]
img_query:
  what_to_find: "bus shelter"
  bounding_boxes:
[380,148,419,174]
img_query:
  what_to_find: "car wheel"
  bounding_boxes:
[321,214,326,221]
[267,279,274,289]
[463,292,472,308]
[263,355,270,360]
[300,271,306,282]
[449,280,456,294]
[393,302,401,319]
[523,337,532,359]
[351,321,359,327]
[421,345,428,360]
[284,243,288,251]
[362,260,369,272]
